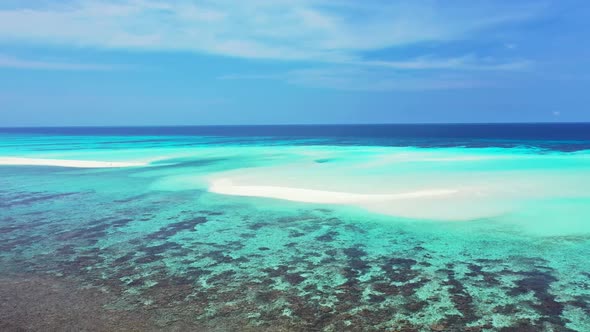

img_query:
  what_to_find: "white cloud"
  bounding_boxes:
[219,67,485,91]
[287,68,483,91]
[358,55,532,71]
[0,0,543,65]
[0,54,117,70]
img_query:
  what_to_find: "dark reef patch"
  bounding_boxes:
[3,192,79,207]
[508,269,568,327]
[382,257,418,283]
[443,266,476,324]
[247,222,269,230]
[147,217,208,240]
[284,273,305,285]
[141,242,183,255]
[316,230,338,242]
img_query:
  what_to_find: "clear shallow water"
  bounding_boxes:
[1,125,590,331]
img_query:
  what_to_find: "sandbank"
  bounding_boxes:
[0,157,147,168]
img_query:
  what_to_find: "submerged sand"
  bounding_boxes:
[0,157,147,168]
[200,147,590,223]
[207,177,500,221]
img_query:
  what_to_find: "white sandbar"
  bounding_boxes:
[0,157,147,168]
[209,179,457,204]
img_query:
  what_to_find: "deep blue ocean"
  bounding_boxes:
[3,123,590,151]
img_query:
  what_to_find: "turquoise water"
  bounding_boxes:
[1,131,590,331]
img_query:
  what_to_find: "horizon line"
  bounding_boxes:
[1,121,590,129]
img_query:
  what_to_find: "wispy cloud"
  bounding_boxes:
[218,73,283,81]
[287,68,485,91]
[0,0,544,64]
[359,55,532,71]
[219,67,485,91]
[218,52,532,91]
[0,54,118,70]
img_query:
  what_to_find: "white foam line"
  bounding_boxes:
[0,157,147,168]
[209,179,457,204]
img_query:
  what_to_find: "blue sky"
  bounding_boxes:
[0,0,589,126]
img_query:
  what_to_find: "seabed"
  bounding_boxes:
[1,134,590,331]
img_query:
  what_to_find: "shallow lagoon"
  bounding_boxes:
[1,129,590,331]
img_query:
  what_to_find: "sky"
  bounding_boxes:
[0,0,589,126]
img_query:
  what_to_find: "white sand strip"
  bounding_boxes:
[209,179,457,204]
[0,157,147,168]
